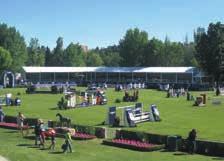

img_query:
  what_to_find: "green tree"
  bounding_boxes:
[0,47,12,72]
[51,37,64,66]
[64,43,86,66]
[101,52,122,66]
[26,38,45,66]
[195,22,224,94]
[94,45,122,66]
[0,23,27,72]
[162,37,185,66]
[144,38,164,66]
[44,46,52,66]
[86,51,103,66]
[119,28,149,66]
[183,42,198,66]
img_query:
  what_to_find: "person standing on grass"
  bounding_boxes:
[48,128,56,151]
[0,106,5,122]
[39,120,46,149]
[34,119,41,146]
[187,129,197,154]
[63,129,73,153]
[16,112,25,136]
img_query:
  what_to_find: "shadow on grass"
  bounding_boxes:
[213,157,224,160]
[23,135,35,140]
[17,143,34,147]
[39,148,49,151]
[4,130,18,133]
[28,146,40,148]
[49,107,58,110]
[49,151,64,154]
[94,122,125,127]
[173,152,188,156]
[160,149,188,156]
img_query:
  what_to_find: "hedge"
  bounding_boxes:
[4,116,38,126]
[73,124,105,138]
[181,139,224,157]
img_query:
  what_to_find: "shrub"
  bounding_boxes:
[115,98,121,103]
[57,97,67,110]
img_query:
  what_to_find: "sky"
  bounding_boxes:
[0,0,223,49]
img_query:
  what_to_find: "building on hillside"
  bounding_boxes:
[81,45,88,52]
[22,66,208,86]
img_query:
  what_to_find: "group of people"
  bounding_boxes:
[15,112,73,153]
[115,82,145,91]
[34,119,73,153]
[123,90,139,102]
[166,88,186,98]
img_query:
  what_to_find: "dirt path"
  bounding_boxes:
[0,156,9,161]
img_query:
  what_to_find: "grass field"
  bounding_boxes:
[1,87,224,142]
[1,87,224,161]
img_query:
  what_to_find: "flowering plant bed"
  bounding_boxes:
[72,132,96,140]
[54,127,96,140]
[103,139,165,151]
[0,122,29,130]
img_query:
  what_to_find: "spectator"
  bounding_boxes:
[34,119,42,146]
[151,104,160,121]
[0,106,5,122]
[39,120,45,149]
[63,129,73,153]
[16,112,25,136]
[48,128,56,151]
[187,129,197,154]
[15,97,21,106]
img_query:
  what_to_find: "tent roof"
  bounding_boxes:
[22,66,195,73]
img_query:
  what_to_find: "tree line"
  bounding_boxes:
[0,22,224,86]
[0,23,197,73]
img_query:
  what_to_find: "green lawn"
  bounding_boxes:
[1,87,224,142]
[0,128,217,161]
